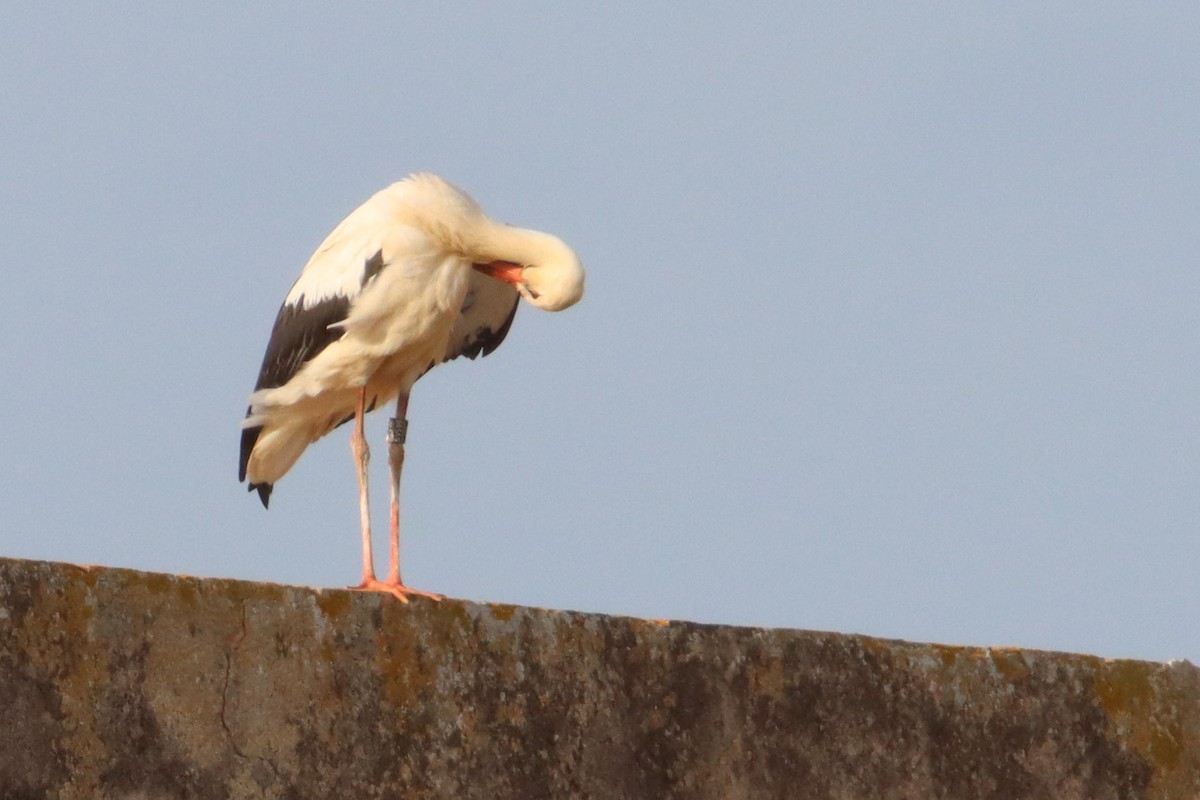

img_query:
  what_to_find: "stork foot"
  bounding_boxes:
[351,578,443,603]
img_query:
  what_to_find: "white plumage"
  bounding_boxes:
[239,173,584,600]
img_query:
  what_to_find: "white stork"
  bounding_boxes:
[239,173,585,601]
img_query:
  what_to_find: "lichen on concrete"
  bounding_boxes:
[0,557,1196,799]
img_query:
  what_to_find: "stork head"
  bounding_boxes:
[474,227,585,312]
[516,242,585,311]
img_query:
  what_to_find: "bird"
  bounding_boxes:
[238,173,585,602]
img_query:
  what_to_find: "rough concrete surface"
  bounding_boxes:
[0,557,1196,799]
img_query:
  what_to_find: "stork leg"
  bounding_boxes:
[385,391,408,584]
[350,386,375,585]
[381,391,441,601]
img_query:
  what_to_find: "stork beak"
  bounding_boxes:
[474,260,525,287]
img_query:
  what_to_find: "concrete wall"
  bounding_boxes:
[0,556,1196,799]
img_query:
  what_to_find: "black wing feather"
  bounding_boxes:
[252,295,352,392]
[443,269,522,364]
[446,295,519,362]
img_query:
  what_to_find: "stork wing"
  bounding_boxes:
[444,269,520,362]
[239,196,396,494]
[238,248,382,489]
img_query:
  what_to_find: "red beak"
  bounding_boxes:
[473,260,525,287]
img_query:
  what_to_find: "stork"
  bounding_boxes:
[238,173,585,601]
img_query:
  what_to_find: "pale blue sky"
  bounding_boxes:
[2,5,1196,662]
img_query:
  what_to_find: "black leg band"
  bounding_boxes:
[387,418,408,445]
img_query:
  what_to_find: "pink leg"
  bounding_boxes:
[386,391,408,584]
[383,391,441,601]
[349,387,375,585]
